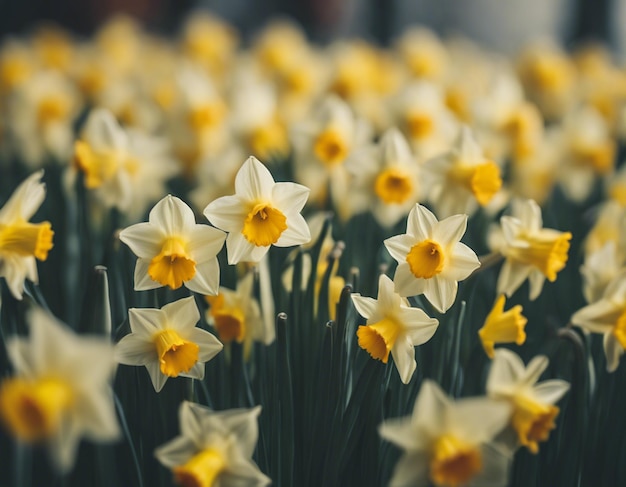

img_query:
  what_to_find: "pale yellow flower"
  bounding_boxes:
[487,349,570,453]
[384,204,480,313]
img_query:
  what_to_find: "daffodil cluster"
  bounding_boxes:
[1,11,625,487]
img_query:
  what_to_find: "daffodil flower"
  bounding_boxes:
[478,295,527,359]
[379,380,511,487]
[487,349,570,454]
[203,156,311,264]
[155,401,271,487]
[119,194,226,295]
[572,272,626,372]
[0,170,54,299]
[384,204,480,313]
[114,296,223,393]
[0,308,119,472]
[494,199,572,300]
[351,274,439,383]
[424,125,503,218]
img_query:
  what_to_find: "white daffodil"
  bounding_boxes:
[379,380,511,487]
[291,95,371,220]
[349,128,422,228]
[7,70,79,167]
[572,272,626,372]
[206,271,272,345]
[351,274,439,383]
[0,171,54,299]
[0,308,119,472]
[424,125,503,218]
[493,199,572,300]
[73,108,178,218]
[119,195,226,295]
[391,81,458,161]
[384,204,480,313]
[203,156,311,265]
[487,349,570,454]
[115,296,223,393]
[155,401,270,487]
[581,241,624,304]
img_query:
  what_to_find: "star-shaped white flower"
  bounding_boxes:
[0,308,119,472]
[114,296,223,392]
[119,194,226,295]
[379,380,511,487]
[155,401,271,487]
[203,156,311,264]
[384,204,480,313]
[351,274,439,383]
[487,349,570,453]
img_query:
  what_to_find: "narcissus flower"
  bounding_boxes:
[424,125,502,218]
[572,272,626,372]
[487,349,570,454]
[0,170,54,299]
[478,295,527,359]
[379,380,511,487]
[493,199,572,300]
[0,308,119,472]
[206,271,273,346]
[155,401,270,487]
[119,195,226,295]
[114,296,223,392]
[203,156,311,264]
[351,274,439,383]
[384,204,480,313]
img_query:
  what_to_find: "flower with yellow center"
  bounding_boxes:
[115,296,223,393]
[495,199,572,300]
[0,171,54,300]
[349,128,422,229]
[580,241,624,305]
[384,204,480,313]
[206,271,273,346]
[379,380,511,487]
[0,308,119,472]
[487,349,570,454]
[155,401,270,487]
[572,272,626,372]
[425,126,502,218]
[478,295,527,359]
[72,108,178,217]
[352,274,438,383]
[291,95,371,221]
[204,156,311,265]
[119,195,226,295]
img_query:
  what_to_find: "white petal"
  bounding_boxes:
[128,307,164,334]
[412,380,448,433]
[154,435,197,468]
[149,195,196,235]
[203,194,248,233]
[76,388,120,441]
[571,299,620,332]
[445,243,480,281]
[186,259,221,296]
[186,225,226,263]
[225,232,259,265]
[119,222,162,258]
[189,327,223,363]
[0,170,46,222]
[162,296,200,332]
[522,355,549,386]
[496,259,531,298]
[450,398,511,444]
[388,452,429,487]
[532,380,570,405]
[487,349,526,395]
[145,361,168,393]
[235,156,276,201]
[219,405,262,458]
[133,259,162,291]
[393,264,427,298]
[517,199,542,232]
[400,311,439,345]
[378,417,421,450]
[350,294,378,320]
[423,275,457,313]
[528,270,546,301]
[221,455,271,487]
[384,234,414,264]
[406,204,438,240]
[471,442,511,487]
[114,334,155,366]
[49,416,81,473]
[432,214,468,247]
[179,401,209,445]
[392,335,417,384]
[272,182,310,213]
[275,213,311,247]
[181,362,205,380]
